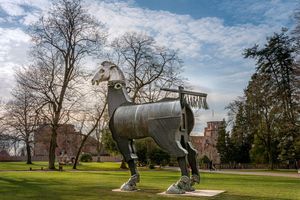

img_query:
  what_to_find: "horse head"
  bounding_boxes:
[92,61,125,85]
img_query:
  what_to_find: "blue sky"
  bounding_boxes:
[135,0,297,26]
[0,0,298,134]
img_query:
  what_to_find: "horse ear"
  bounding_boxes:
[101,61,116,68]
[110,65,116,70]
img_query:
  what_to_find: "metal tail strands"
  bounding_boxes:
[160,87,209,109]
[184,95,209,109]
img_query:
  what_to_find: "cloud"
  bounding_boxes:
[0,27,30,99]
[21,12,40,25]
[0,2,25,16]
[0,0,49,26]
[88,0,287,62]
[0,0,296,124]
[0,27,30,61]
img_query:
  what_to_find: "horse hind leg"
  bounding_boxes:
[148,118,194,194]
[153,135,192,194]
[186,142,200,187]
[113,135,139,191]
[167,136,200,193]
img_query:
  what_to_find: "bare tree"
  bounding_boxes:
[4,83,40,164]
[292,8,300,117]
[0,102,8,150]
[94,113,109,162]
[0,114,18,156]
[71,83,107,169]
[292,8,300,52]
[110,32,184,103]
[21,0,106,169]
[72,103,107,169]
[225,96,246,127]
[0,112,15,153]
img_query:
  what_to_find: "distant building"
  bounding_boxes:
[33,124,101,159]
[191,121,223,163]
[0,150,10,161]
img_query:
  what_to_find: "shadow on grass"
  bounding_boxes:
[214,193,293,200]
[0,176,64,200]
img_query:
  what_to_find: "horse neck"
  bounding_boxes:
[107,81,132,118]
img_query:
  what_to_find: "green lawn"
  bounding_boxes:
[0,162,299,200]
[0,161,123,171]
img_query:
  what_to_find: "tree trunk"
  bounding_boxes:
[268,151,274,170]
[73,134,90,169]
[73,141,85,169]
[73,103,107,169]
[26,142,32,164]
[48,128,58,170]
[120,159,128,169]
[96,140,103,162]
[97,156,101,162]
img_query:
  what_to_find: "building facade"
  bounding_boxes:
[0,150,10,161]
[191,121,224,163]
[33,124,99,159]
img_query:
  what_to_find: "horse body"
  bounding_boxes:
[113,100,182,139]
[113,99,196,160]
[92,61,202,194]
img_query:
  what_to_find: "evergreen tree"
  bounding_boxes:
[243,29,299,167]
[216,120,232,163]
[230,101,253,163]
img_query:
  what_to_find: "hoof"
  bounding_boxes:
[120,174,140,191]
[120,182,137,191]
[191,174,200,185]
[166,184,185,194]
[166,176,195,194]
[187,185,196,192]
[177,176,193,191]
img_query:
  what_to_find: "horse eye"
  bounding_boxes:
[114,83,122,89]
[99,69,105,73]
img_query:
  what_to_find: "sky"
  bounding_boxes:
[0,0,298,134]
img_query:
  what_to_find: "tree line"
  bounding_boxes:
[217,20,300,169]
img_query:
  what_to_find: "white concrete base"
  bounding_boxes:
[158,190,225,197]
[112,189,140,192]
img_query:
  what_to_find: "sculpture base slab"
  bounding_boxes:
[158,190,225,197]
[112,189,140,192]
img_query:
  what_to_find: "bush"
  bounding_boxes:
[148,148,170,166]
[136,144,147,166]
[148,163,155,169]
[200,155,210,164]
[80,153,93,162]
[168,156,178,167]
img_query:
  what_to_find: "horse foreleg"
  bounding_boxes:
[113,136,140,191]
[165,136,192,194]
[177,156,189,176]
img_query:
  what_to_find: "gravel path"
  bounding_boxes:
[199,169,300,178]
[162,166,299,178]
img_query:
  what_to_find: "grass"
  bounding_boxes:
[0,162,299,200]
[0,161,123,171]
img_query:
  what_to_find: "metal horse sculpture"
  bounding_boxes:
[92,61,208,194]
